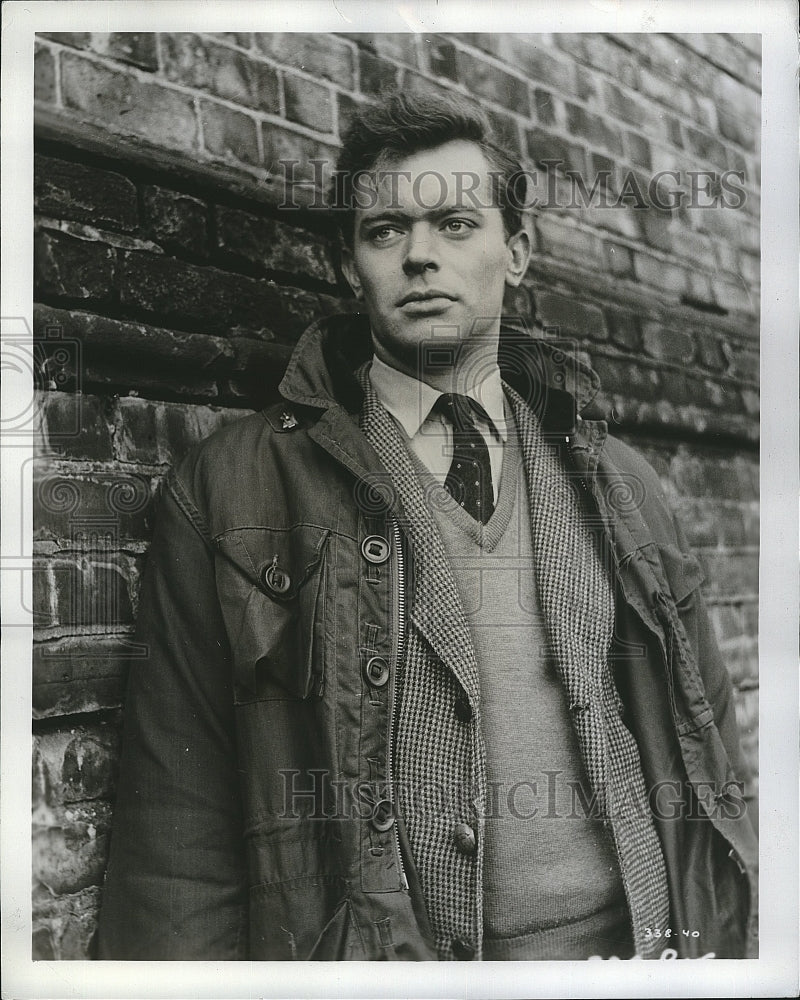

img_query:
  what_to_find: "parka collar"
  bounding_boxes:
[278,312,602,436]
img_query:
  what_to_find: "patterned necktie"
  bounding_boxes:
[434,393,495,524]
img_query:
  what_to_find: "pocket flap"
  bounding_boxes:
[656,543,706,605]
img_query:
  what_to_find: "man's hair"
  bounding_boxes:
[331,89,525,247]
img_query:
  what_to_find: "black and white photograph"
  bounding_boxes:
[2,1,797,997]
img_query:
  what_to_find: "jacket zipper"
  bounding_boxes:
[387,517,409,890]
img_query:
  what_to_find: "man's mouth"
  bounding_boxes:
[397,290,457,307]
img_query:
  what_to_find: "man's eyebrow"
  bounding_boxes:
[358,205,486,228]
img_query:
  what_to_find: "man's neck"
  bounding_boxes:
[372,339,501,395]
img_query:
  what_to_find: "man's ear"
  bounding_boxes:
[504,228,532,288]
[340,246,363,299]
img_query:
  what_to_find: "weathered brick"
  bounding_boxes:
[699,550,759,599]
[420,35,458,81]
[536,291,607,341]
[684,126,728,170]
[603,240,634,279]
[605,308,640,350]
[36,391,113,460]
[492,37,575,95]
[565,104,623,156]
[161,33,279,113]
[366,32,418,67]
[35,155,138,232]
[142,185,208,256]
[37,32,91,49]
[254,33,354,89]
[119,250,283,336]
[533,88,557,127]
[453,49,530,115]
[51,554,135,627]
[712,275,756,315]
[33,562,55,627]
[227,338,295,402]
[32,885,102,960]
[694,330,728,372]
[262,127,338,205]
[33,636,134,717]
[34,469,153,543]
[199,99,260,166]
[215,205,335,284]
[525,127,585,175]
[35,230,116,302]
[211,32,252,49]
[728,347,759,383]
[283,73,334,134]
[61,53,197,153]
[633,253,687,295]
[604,81,644,128]
[624,131,652,169]
[590,354,660,399]
[113,397,249,465]
[35,302,235,371]
[358,48,399,94]
[534,214,604,270]
[89,33,158,71]
[642,321,694,365]
[35,43,56,102]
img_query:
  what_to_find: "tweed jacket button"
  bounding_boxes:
[364,655,390,687]
[454,693,473,722]
[361,534,391,564]
[452,937,476,960]
[371,798,395,832]
[453,822,477,856]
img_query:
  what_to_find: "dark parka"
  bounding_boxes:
[98,315,758,961]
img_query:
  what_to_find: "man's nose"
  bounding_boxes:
[402,224,439,274]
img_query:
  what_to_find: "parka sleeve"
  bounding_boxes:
[96,472,248,959]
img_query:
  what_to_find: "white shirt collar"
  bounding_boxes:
[368,353,508,442]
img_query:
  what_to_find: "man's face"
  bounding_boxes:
[341,140,530,380]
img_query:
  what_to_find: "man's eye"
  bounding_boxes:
[369,226,401,243]
[443,219,475,234]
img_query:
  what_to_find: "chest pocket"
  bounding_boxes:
[215,525,331,704]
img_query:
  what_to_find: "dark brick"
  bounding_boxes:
[35,230,115,302]
[34,469,153,543]
[730,348,759,383]
[605,309,640,350]
[36,391,113,461]
[83,360,220,402]
[525,127,585,175]
[33,797,112,895]
[61,731,119,802]
[603,81,644,128]
[485,109,522,157]
[161,33,279,113]
[422,35,458,81]
[228,338,295,400]
[625,131,652,169]
[211,32,252,49]
[93,33,158,71]
[694,330,728,372]
[633,253,687,295]
[534,215,604,270]
[590,354,660,399]
[699,551,759,599]
[33,562,54,627]
[565,104,623,156]
[262,127,338,206]
[61,53,197,153]
[32,926,56,961]
[283,73,334,134]
[199,100,260,166]
[50,554,135,627]
[142,185,208,256]
[37,32,91,49]
[35,302,234,371]
[254,33,354,89]
[494,37,574,94]
[574,66,599,103]
[658,369,702,407]
[35,155,138,232]
[368,33,418,66]
[685,126,728,170]
[665,115,684,149]
[641,322,695,364]
[638,208,675,253]
[35,44,56,102]
[358,48,399,94]
[215,205,335,284]
[533,89,556,126]
[453,49,530,115]
[717,100,757,152]
[603,242,634,277]
[118,251,293,338]
[536,292,607,341]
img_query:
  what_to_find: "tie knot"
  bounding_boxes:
[434,392,489,431]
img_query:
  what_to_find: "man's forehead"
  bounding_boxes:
[356,140,498,215]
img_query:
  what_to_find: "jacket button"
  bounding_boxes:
[361,534,390,564]
[364,655,390,688]
[454,693,473,722]
[371,798,395,832]
[263,559,291,596]
[453,823,477,856]
[452,937,476,960]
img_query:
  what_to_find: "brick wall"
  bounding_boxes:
[32,32,760,958]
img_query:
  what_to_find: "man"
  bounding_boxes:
[97,91,757,961]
